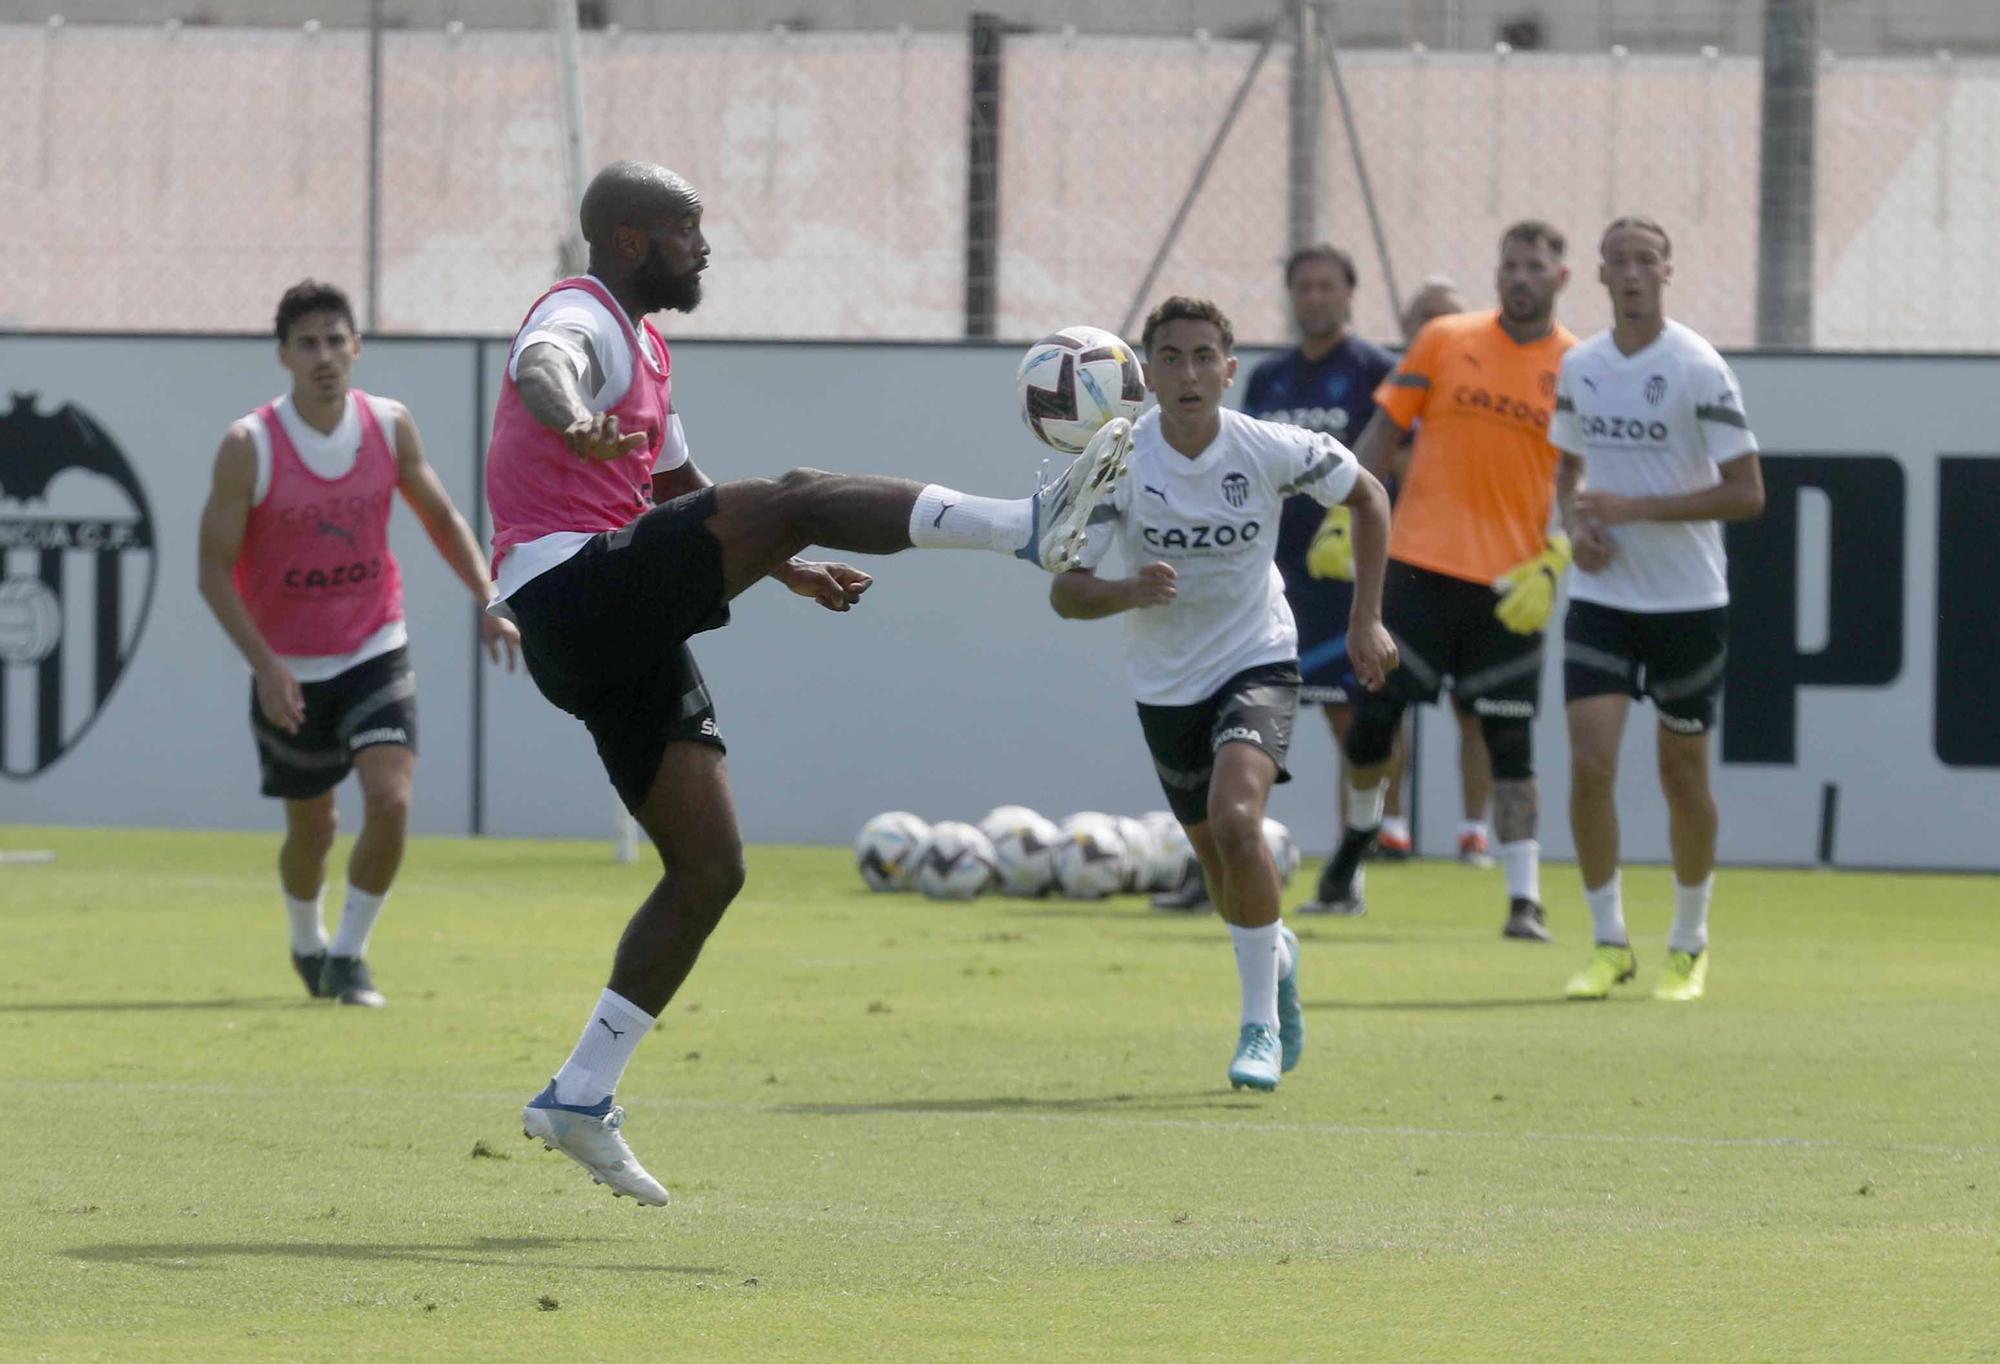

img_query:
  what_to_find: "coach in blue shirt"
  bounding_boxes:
[1240,246,1396,860]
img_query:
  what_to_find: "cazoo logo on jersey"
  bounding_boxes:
[1142,520,1263,553]
[1453,386,1550,430]
[1582,413,1670,443]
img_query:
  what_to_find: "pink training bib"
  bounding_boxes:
[234,391,404,656]
[487,275,672,570]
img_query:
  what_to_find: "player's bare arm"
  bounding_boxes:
[1348,408,1408,480]
[1049,563,1176,620]
[1576,451,1764,526]
[1340,468,1398,690]
[1558,451,1615,571]
[388,404,520,669]
[514,340,647,461]
[196,424,304,733]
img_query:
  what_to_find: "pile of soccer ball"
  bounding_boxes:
[855,807,1299,903]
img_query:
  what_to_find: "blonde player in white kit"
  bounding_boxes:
[1550,218,1765,1002]
[1053,297,1395,1090]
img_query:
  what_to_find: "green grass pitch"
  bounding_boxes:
[3,825,1996,1362]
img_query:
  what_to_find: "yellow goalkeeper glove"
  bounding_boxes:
[1306,505,1355,582]
[1491,532,1573,635]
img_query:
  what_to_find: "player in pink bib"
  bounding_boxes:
[197,280,520,1008]
[503,160,1138,1205]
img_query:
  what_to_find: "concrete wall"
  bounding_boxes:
[3,334,1996,869]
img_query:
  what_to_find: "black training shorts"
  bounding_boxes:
[1564,599,1729,735]
[506,487,731,811]
[1135,662,1300,827]
[251,645,418,801]
[1378,559,1545,718]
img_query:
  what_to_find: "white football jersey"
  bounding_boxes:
[1549,320,1758,613]
[1077,407,1361,706]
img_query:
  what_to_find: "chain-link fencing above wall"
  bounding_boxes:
[3,1,1998,349]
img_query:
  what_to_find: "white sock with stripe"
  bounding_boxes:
[908,484,1032,553]
[551,989,657,1106]
[1226,921,1282,1031]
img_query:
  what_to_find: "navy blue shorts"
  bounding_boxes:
[1283,570,1360,705]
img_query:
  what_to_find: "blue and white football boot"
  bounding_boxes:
[1275,924,1305,1073]
[522,1081,669,1206]
[1227,1022,1282,1092]
[1018,417,1132,573]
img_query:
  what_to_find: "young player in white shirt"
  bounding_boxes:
[1053,296,1395,1090]
[1549,217,1765,1003]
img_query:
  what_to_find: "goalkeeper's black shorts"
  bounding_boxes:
[1375,559,1545,717]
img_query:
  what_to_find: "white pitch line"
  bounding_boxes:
[11,1078,1996,1162]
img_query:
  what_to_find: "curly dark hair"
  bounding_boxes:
[1141,296,1235,354]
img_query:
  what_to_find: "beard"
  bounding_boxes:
[635,241,703,314]
[1502,289,1550,325]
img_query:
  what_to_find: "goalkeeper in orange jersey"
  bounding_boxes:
[1300,222,1578,943]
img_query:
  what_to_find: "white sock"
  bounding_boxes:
[1347,781,1386,833]
[328,885,387,959]
[551,989,657,1106]
[1670,875,1714,954]
[283,887,327,956]
[1226,921,1282,1031]
[1585,871,1628,946]
[1458,818,1489,842]
[1500,839,1541,903]
[1380,815,1410,842]
[1276,918,1296,980]
[908,484,1033,553]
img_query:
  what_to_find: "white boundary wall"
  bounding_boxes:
[2,336,1995,870]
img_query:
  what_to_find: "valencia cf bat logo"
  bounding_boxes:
[0,394,157,779]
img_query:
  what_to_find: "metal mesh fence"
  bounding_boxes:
[4,3,1999,349]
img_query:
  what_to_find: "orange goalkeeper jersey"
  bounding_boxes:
[1372,309,1576,585]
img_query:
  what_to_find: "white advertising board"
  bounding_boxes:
[4,336,1995,870]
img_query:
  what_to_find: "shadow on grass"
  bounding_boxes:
[67,1235,721,1274]
[772,1090,1263,1118]
[0,997,297,1013]
[1305,996,1573,1012]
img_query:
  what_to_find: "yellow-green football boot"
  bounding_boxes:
[1564,943,1637,1000]
[1653,949,1709,1002]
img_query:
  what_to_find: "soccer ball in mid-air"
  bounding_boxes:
[1053,812,1130,900]
[1015,325,1147,455]
[1262,817,1300,887]
[914,821,999,901]
[980,805,1062,897]
[855,810,929,891]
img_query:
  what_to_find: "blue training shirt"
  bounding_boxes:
[1240,335,1397,584]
